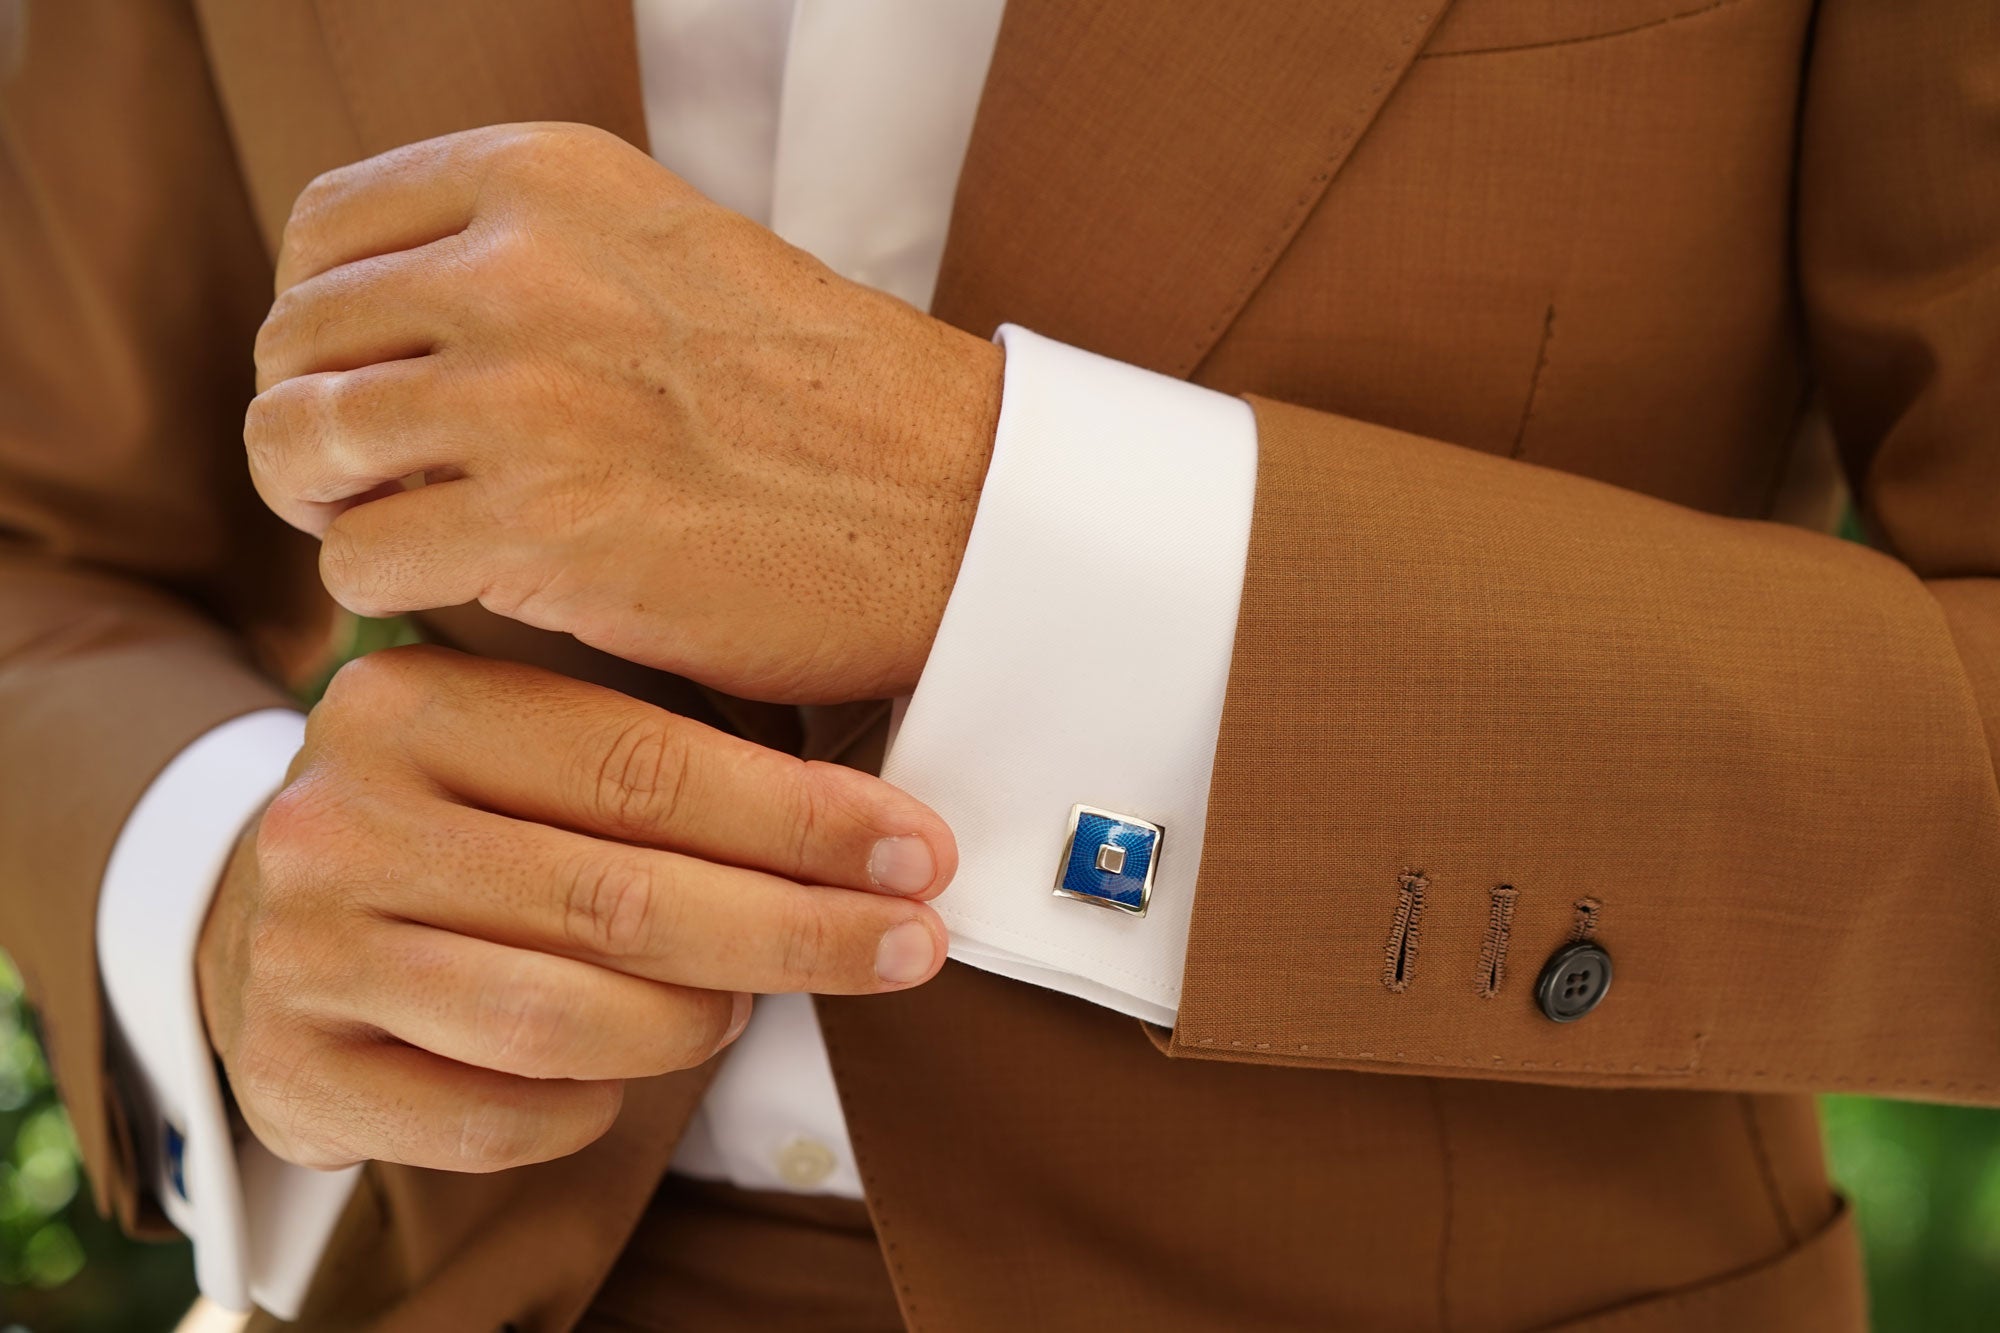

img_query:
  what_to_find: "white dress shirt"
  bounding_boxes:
[94,0,1257,1315]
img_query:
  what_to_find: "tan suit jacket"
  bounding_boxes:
[5,0,1997,1327]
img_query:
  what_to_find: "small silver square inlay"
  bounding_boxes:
[1095,843,1126,874]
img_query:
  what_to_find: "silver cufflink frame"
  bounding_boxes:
[1053,803,1163,918]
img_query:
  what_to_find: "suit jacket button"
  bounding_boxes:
[1535,942,1613,1022]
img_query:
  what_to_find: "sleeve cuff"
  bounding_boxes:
[879,324,1257,1026]
[95,707,358,1317]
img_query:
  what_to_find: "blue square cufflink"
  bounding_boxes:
[162,1122,188,1203]
[1053,804,1163,917]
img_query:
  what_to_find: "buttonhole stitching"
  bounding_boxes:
[1476,885,1518,998]
[1382,868,1429,994]
[812,1008,925,1331]
[1569,896,1603,942]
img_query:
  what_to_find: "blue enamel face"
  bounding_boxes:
[1058,809,1159,912]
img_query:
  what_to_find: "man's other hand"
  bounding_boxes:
[245,122,1005,704]
[196,645,954,1174]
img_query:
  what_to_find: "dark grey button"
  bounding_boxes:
[1535,942,1613,1022]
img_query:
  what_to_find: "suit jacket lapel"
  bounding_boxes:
[932,0,1451,379]
[309,0,649,154]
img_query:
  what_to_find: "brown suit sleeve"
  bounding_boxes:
[0,0,326,1229]
[1167,0,2000,1103]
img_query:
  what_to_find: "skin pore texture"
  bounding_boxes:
[246,120,1005,706]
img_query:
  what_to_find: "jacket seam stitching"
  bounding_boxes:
[813,1004,923,1332]
[1180,1040,1701,1075]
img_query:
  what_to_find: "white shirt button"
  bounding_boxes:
[774,1136,838,1190]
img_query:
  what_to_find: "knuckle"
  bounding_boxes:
[314,524,396,616]
[469,551,553,624]
[673,991,738,1067]
[590,716,689,833]
[262,283,307,341]
[477,969,572,1069]
[318,526,385,617]
[539,1081,625,1160]
[563,855,662,958]
[450,1100,540,1171]
[240,910,305,992]
[231,1040,296,1114]
[277,231,324,290]
[255,780,318,855]
[232,1032,334,1150]
[251,309,288,383]
[308,370,358,436]
[575,1080,626,1140]
[494,123,588,173]
[447,1079,620,1172]
[468,226,556,317]
[289,166,347,229]
[253,777,352,878]
[247,789,365,929]
[485,130,556,188]
[281,172,346,274]
[783,765,823,882]
[318,647,411,714]
[242,385,281,448]
[318,645,452,730]
[775,902,834,990]
[242,381,307,476]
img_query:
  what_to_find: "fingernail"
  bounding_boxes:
[875,920,938,986]
[868,836,936,896]
[724,992,753,1044]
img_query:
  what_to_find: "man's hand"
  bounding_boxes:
[245,122,1004,704]
[197,645,954,1173]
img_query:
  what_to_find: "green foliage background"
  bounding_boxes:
[3,612,1997,1331]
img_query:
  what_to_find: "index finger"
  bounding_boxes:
[326,646,955,899]
[275,124,516,294]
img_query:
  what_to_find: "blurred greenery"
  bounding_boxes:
[1822,1096,2000,1325]
[2,611,1997,1330]
[0,952,198,1332]
[0,614,413,1333]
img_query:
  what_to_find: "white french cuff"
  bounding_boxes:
[96,708,358,1318]
[880,325,1258,1027]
